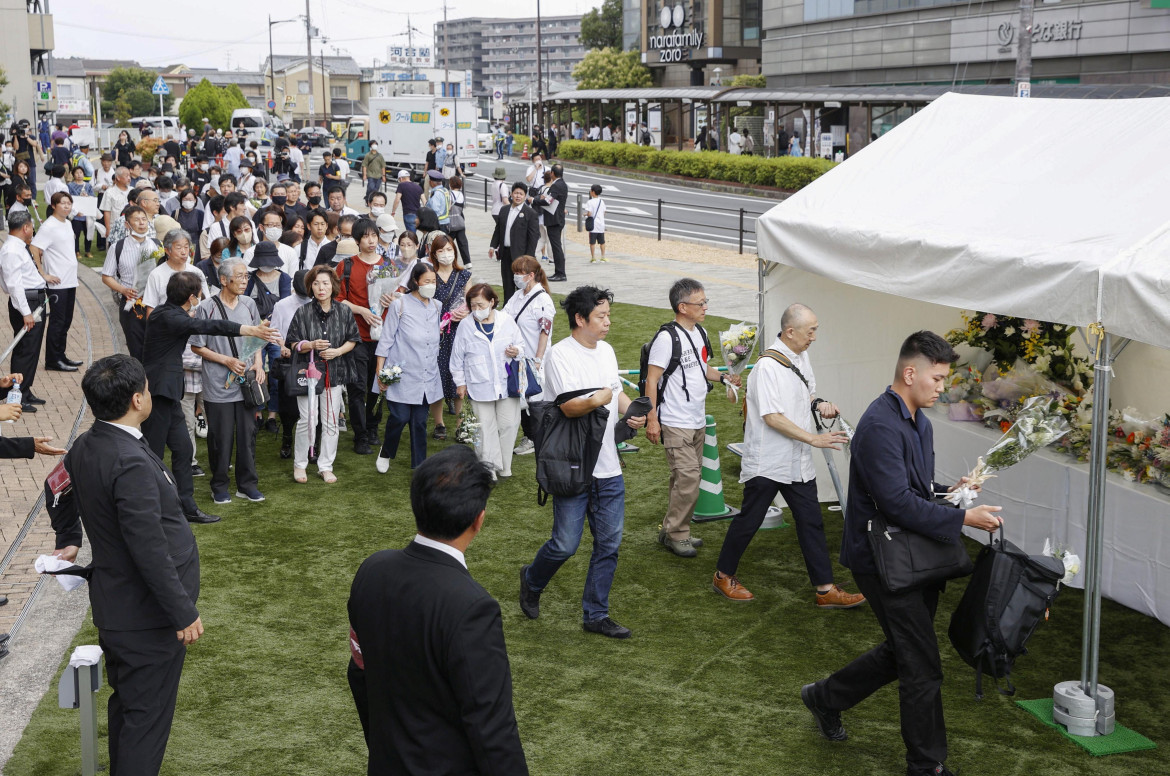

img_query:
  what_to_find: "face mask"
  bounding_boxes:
[271,195,287,206]
[307,195,321,206]
[417,283,436,299]
[436,250,455,266]
[473,307,490,321]
[181,200,196,211]
[379,230,395,243]
[370,206,385,216]
[237,230,253,245]
[400,244,417,259]
[513,274,528,289]
[264,227,282,242]
[149,174,157,181]
[210,176,221,188]
[131,229,149,239]
[199,164,209,172]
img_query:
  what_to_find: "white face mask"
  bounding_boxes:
[199,164,209,172]
[400,244,417,260]
[436,250,455,266]
[181,200,196,211]
[417,283,436,299]
[131,228,149,239]
[370,206,385,216]
[264,226,282,242]
[513,274,528,289]
[472,307,491,321]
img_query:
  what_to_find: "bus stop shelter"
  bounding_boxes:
[545,87,734,149]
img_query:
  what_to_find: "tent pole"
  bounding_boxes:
[757,258,766,344]
[1080,331,1114,699]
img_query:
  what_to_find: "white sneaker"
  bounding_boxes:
[376,456,390,473]
[513,437,535,455]
[195,414,208,439]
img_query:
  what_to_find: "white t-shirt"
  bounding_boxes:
[525,164,545,188]
[44,177,70,201]
[542,336,622,479]
[32,216,79,289]
[648,323,710,429]
[601,126,612,142]
[501,285,555,357]
[336,158,350,180]
[583,197,606,233]
[740,338,817,485]
[288,146,304,178]
[242,241,299,277]
[143,261,211,309]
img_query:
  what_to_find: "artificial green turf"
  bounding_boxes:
[1016,698,1157,756]
[8,299,1170,776]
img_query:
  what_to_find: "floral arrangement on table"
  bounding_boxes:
[941,311,1170,493]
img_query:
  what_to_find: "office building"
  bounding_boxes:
[0,0,55,123]
[625,0,763,86]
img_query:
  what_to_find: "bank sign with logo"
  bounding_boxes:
[648,3,704,63]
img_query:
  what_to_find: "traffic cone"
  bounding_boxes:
[521,143,529,160]
[692,415,741,522]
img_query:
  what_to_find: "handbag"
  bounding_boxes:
[214,296,270,409]
[506,357,542,399]
[283,346,325,396]
[867,499,974,593]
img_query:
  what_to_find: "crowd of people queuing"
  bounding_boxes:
[5,115,1001,776]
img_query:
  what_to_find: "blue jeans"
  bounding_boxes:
[381,399,428,468]
[525,475,625,622]
[365,178,381,196]
[402,213,418,233]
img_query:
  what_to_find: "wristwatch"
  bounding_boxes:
[719,374,729,385]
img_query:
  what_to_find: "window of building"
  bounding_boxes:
[297,80,310,94]
[58,83,75,98]
[330,85,347,98]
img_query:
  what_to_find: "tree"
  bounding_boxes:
[222,84,251,113]
[573,48,652,90]
[0,65,9,119]
[730,74,766,89]
[102,67,173,118]
[579,0,623,51]
[179,79,232,131]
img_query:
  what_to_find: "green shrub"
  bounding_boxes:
[554,139,833,190]
[136,137,166,164]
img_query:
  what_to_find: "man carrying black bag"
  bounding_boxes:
[519,285,646,639]
[800,331,1003,776]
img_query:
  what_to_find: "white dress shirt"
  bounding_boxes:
[0,237,46,316]
[503,205,522,247]
[739,337,817,484]
[413,534,466,568]
[101,419,143,440]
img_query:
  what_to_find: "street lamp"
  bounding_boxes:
[268,15,301,110]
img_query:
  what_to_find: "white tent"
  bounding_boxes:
[756,92,1170,721]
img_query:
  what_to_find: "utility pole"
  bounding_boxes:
[1015,0,1033,98]
[535,0,543,129]
[407,15,416,82]
[442,0,460,162]
[305,0,315,126]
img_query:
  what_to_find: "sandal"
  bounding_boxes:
[320,471,337,484]
[293,468,307,483]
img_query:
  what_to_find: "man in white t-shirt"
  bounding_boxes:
[519,285,646,640]
[644,279,740,558]
[711,303,865,610]
[31,191,83,371]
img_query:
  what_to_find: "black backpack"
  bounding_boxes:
[948,527,1063,698]
[529,387,610,506]
[638,322,712,410]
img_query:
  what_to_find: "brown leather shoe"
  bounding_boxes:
[815,584,866,609]
[712,571,754,601]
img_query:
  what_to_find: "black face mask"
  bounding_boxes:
[307,195,321,206]
[272,195,287,205]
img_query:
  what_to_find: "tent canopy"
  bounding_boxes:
[757,93,1170,350]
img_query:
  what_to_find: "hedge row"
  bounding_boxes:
[554,139,835,190]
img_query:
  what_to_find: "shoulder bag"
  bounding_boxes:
[867,497,975,593]
[213,296,269,409]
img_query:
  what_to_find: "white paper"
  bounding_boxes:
[35,554,87,591]
[71,195,99,219]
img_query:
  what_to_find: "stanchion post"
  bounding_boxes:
[739,208,745,254]
[576,193,583,231]
[78,664,100,776]
[483,177,488,212]
[657,199,662,241]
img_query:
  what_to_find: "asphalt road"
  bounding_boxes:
[334,148,779,252]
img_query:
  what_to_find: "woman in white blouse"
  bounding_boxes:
[373,262,442,473]
[449,283,525,477]
[501,255,555,456]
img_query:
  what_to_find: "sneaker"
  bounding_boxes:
[519,564,540,619]
[353,441,372,456]
[801,683,847,742]
[815,585,866,610]
[658,533,698,558]
[712,571,754,602]
[212,491,232,505]
[195,415,208,439]
[263,418,279,434]
[376,456,391,474]
[433,424,447,441]
[279,441,292,459]
[235,488,265,502]
[583,616,632,639]
[513,437,535,456]
[191,464,205,477]
[339,415,348,432]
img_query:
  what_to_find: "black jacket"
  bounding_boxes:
[0,436,34,459]
[143,303,243,402]
[347,542,528,776]
[840,388,964,576]
[299,237,337,270]
[61,422,200,631]
[489,204,540,257]
[543,178,568,228]
[285,299,361,386]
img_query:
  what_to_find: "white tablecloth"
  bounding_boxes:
[931,407,1170,627]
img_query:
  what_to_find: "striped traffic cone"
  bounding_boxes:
[692,415,740,522]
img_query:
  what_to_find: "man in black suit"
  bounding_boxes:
[801,331,1003,776]
[539,164,569,282]
[0,373,64,458]
[57,354,206,776]
[348,445,528,776]
[488,182,540,304]
[0,211,50,408]
[141,270,279,523]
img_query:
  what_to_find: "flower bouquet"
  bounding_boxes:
[378,365,403,388]
[454,405,481,448]
[366,265,401,342]
[946,396,1072,508]
[127,246,167,318]
[1043,538,1082,587]
[719,322,759,402]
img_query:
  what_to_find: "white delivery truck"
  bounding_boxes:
[344,96,478,176]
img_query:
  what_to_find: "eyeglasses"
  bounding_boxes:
[681,298,709,308]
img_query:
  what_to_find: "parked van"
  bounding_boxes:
[128,116,182,140]
[229,108,286,147]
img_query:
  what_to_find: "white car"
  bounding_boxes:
[477,119,494,152]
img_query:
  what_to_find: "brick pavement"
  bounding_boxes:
[0,267,117,636]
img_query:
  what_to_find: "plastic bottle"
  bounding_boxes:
[5,380,21,422]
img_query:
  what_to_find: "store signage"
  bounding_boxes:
[387,46,433,67]
[649,3,703,63]
[952,11,1093,64]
